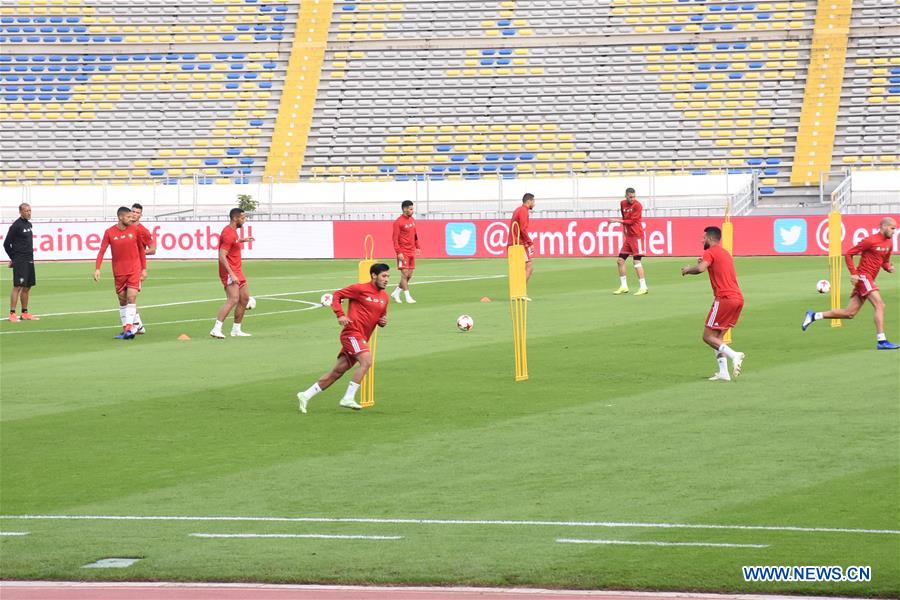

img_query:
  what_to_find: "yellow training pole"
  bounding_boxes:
[358,234,377,407]
[508,223,529,382]
[828,205,843,328]
[721,201,734,344]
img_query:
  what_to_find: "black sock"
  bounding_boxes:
[9,309,14,314]
[22,308,28,313]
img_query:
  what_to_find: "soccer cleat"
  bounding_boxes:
[634,288,649,296]
[230,330,252,337]
[391,293,403,304]
[339,397,362,410]
[114,329,135,340]
[732,352,745,378]
[801,310,815,331]
[876,340,900,350]
[613,286,629,295]
[523,296,532,302]
[20,313,39,320]
[210,329,225,339]
[134,325,145,334]
[7,313,19,323]
[708,373,732,382]
[297,391,311,414]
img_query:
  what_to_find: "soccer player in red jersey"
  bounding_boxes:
[297,263,390,413]
[802,217,898,349]
[210,208,255,339]
[93,206,147,340]
[129,203,156,334]
[611,187,649,295]
[390,200,421,304]
[681,226,746,381]
[508,193,535,300]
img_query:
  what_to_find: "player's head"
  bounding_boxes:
[370,263,390,289]
[703,226,722,250]
[131,203,143,223]
[116,206,132,226]
[401,200,414,217]
[18,203,31,220]
[625,187,636,204]
[522,193,535,209]
[879,217,896,238]
[229,207,246,228]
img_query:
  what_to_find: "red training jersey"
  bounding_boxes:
[845,232,893,281]
[392,214,419,255]
[331,281,388,340]
[95,224,146,275]
[218,225,243,278]
[508,205,532,247]
[702,244,743,300]
[134,223,154,249]
[620,199,644,237]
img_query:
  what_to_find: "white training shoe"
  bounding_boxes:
[134,325,146,335]
[732,352,745,378]
[210,329,225,339]
[523,296,532,302]
[708,372,732,382]
[404,295,417,304]
[391,292,403,304]
[230,330,252,337]
[297,391,311,414]
[339,397,362,410]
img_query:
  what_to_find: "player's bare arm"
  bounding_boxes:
[681,260,710,276]
[378,315,387,327]
[93,269,101,282]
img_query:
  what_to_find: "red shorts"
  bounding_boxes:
[851,274,879,299]
[619,235,646,257]
[398,254,416,271]
[220,271,247,289]
[338,333,370,364]
[705,297,743,331]
[114,272,141,294]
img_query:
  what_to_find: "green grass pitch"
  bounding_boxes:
[1,257,898,596]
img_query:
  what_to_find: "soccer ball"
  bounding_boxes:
[246,296,256,310]
[816,280,831,294]
[456,314,474,332]
[320,293,333,307]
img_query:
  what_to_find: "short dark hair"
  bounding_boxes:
[18,203,30,212]
[116,206,132,217]
[522,193,534,203]
[625,187,635,194]
[131,203,143,211]
[229,208,244,220]
[370,263,390,276]
[401,200,414,209]
[704,226,722,241]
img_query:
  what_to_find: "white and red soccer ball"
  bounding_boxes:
[456,314,474,332]
[816,280,831,294]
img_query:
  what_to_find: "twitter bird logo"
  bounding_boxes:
[445,223,477,256]
[773,218,807,253]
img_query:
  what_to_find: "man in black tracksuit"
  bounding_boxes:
[4,203,38,321]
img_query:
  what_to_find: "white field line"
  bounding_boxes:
[0,532,29,536]
[1,514,897,535]
[556,538,768,549]
[0,274,503,322]
[0,274,504,333]
[190,533,402,540]
[0,582,866,600]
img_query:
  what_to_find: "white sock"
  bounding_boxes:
[343,381,360,400]
[619,276,627,287]
[404,290,415,301]
[119,306,127,326]
[213,319,224,332]
[716,354,729,376]
[814,312,824,321]
[717,343,738,360]
[638,278,647,290]
[304,382,322,397]
[125,303,136,327]
[877,332,887,341]
[391,286,401,296]
[133,312,143,328]
[232,322,242,333]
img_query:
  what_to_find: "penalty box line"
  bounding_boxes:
[1,514,897,536]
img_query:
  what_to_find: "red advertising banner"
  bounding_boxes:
[334,215,900,259]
